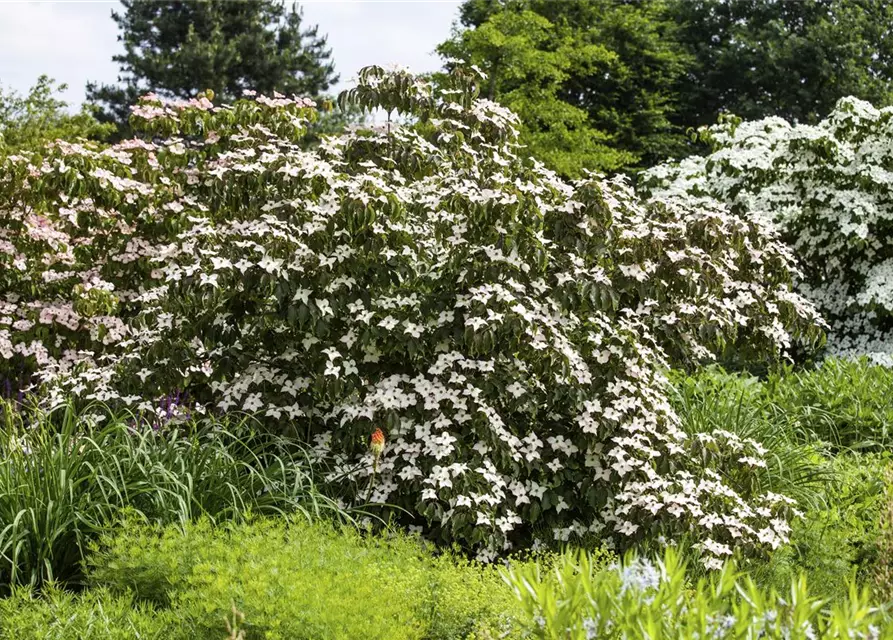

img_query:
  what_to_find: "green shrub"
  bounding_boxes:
[644,97,893,363]
[0,586,179,640]
[88,517,523,640]
[502,547,893,639]
[1,62,823,558]
[0,401,341,591]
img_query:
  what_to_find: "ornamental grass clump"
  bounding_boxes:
[0,400,338,590]
[0,65,823,563]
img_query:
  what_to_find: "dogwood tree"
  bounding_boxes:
[0,66,822,564]
[644,97,893,365]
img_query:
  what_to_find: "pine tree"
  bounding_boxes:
[87,0,338,133]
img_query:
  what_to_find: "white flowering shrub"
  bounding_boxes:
[644,97,893,365]
[0,66,823,563]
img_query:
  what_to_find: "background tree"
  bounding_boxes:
[440,0,691,175]
[667,0,893,127]
[0,76,113,153]
[86,0,338,134]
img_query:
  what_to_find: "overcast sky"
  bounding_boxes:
[0,1,463,108]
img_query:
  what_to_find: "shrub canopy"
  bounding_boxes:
[645,97,893,365]
[0,66,822,563]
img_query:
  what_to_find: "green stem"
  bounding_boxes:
[364,456,379,503]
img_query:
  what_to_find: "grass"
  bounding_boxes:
[0,400,344,591]
[669,367,832,510]
[670,361,893,602]
[763,358,893,450]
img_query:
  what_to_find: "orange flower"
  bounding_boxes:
[370,428,385,457]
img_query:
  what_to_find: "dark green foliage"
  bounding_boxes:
[0,76,114,153]
[450,0,893,173]
[440,0,691,174]
[0,401,340,591]
[88,518,523,640]
[668,0,893,128]
[86,0,338,133]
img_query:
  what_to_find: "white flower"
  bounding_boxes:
[506,381,525,398]
[199,273,219,288]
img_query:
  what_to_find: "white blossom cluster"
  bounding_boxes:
[644,97,893,365]
[0,66,823,565]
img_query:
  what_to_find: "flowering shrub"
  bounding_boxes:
[644,98,893,365]
[0,66,823,563]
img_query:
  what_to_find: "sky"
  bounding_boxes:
[0,0,463,108]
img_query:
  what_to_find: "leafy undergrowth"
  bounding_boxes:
[755,453,890,602]
[764,359,893,450]
[2,359,893,637]
[671,360,893,602]
[2,519,892,639]
[86,517,522,640]
[504,548,893,639]
[0,401,343,591]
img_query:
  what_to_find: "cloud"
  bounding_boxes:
[0,0,462,108]
[300,1,462,92]
[0,2,121,107]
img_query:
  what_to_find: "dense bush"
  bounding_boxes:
[644,97,893,364]
[88,517,522,639]
[0,65,824,560]
[503,547,893,639]
[0,401,337,590]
